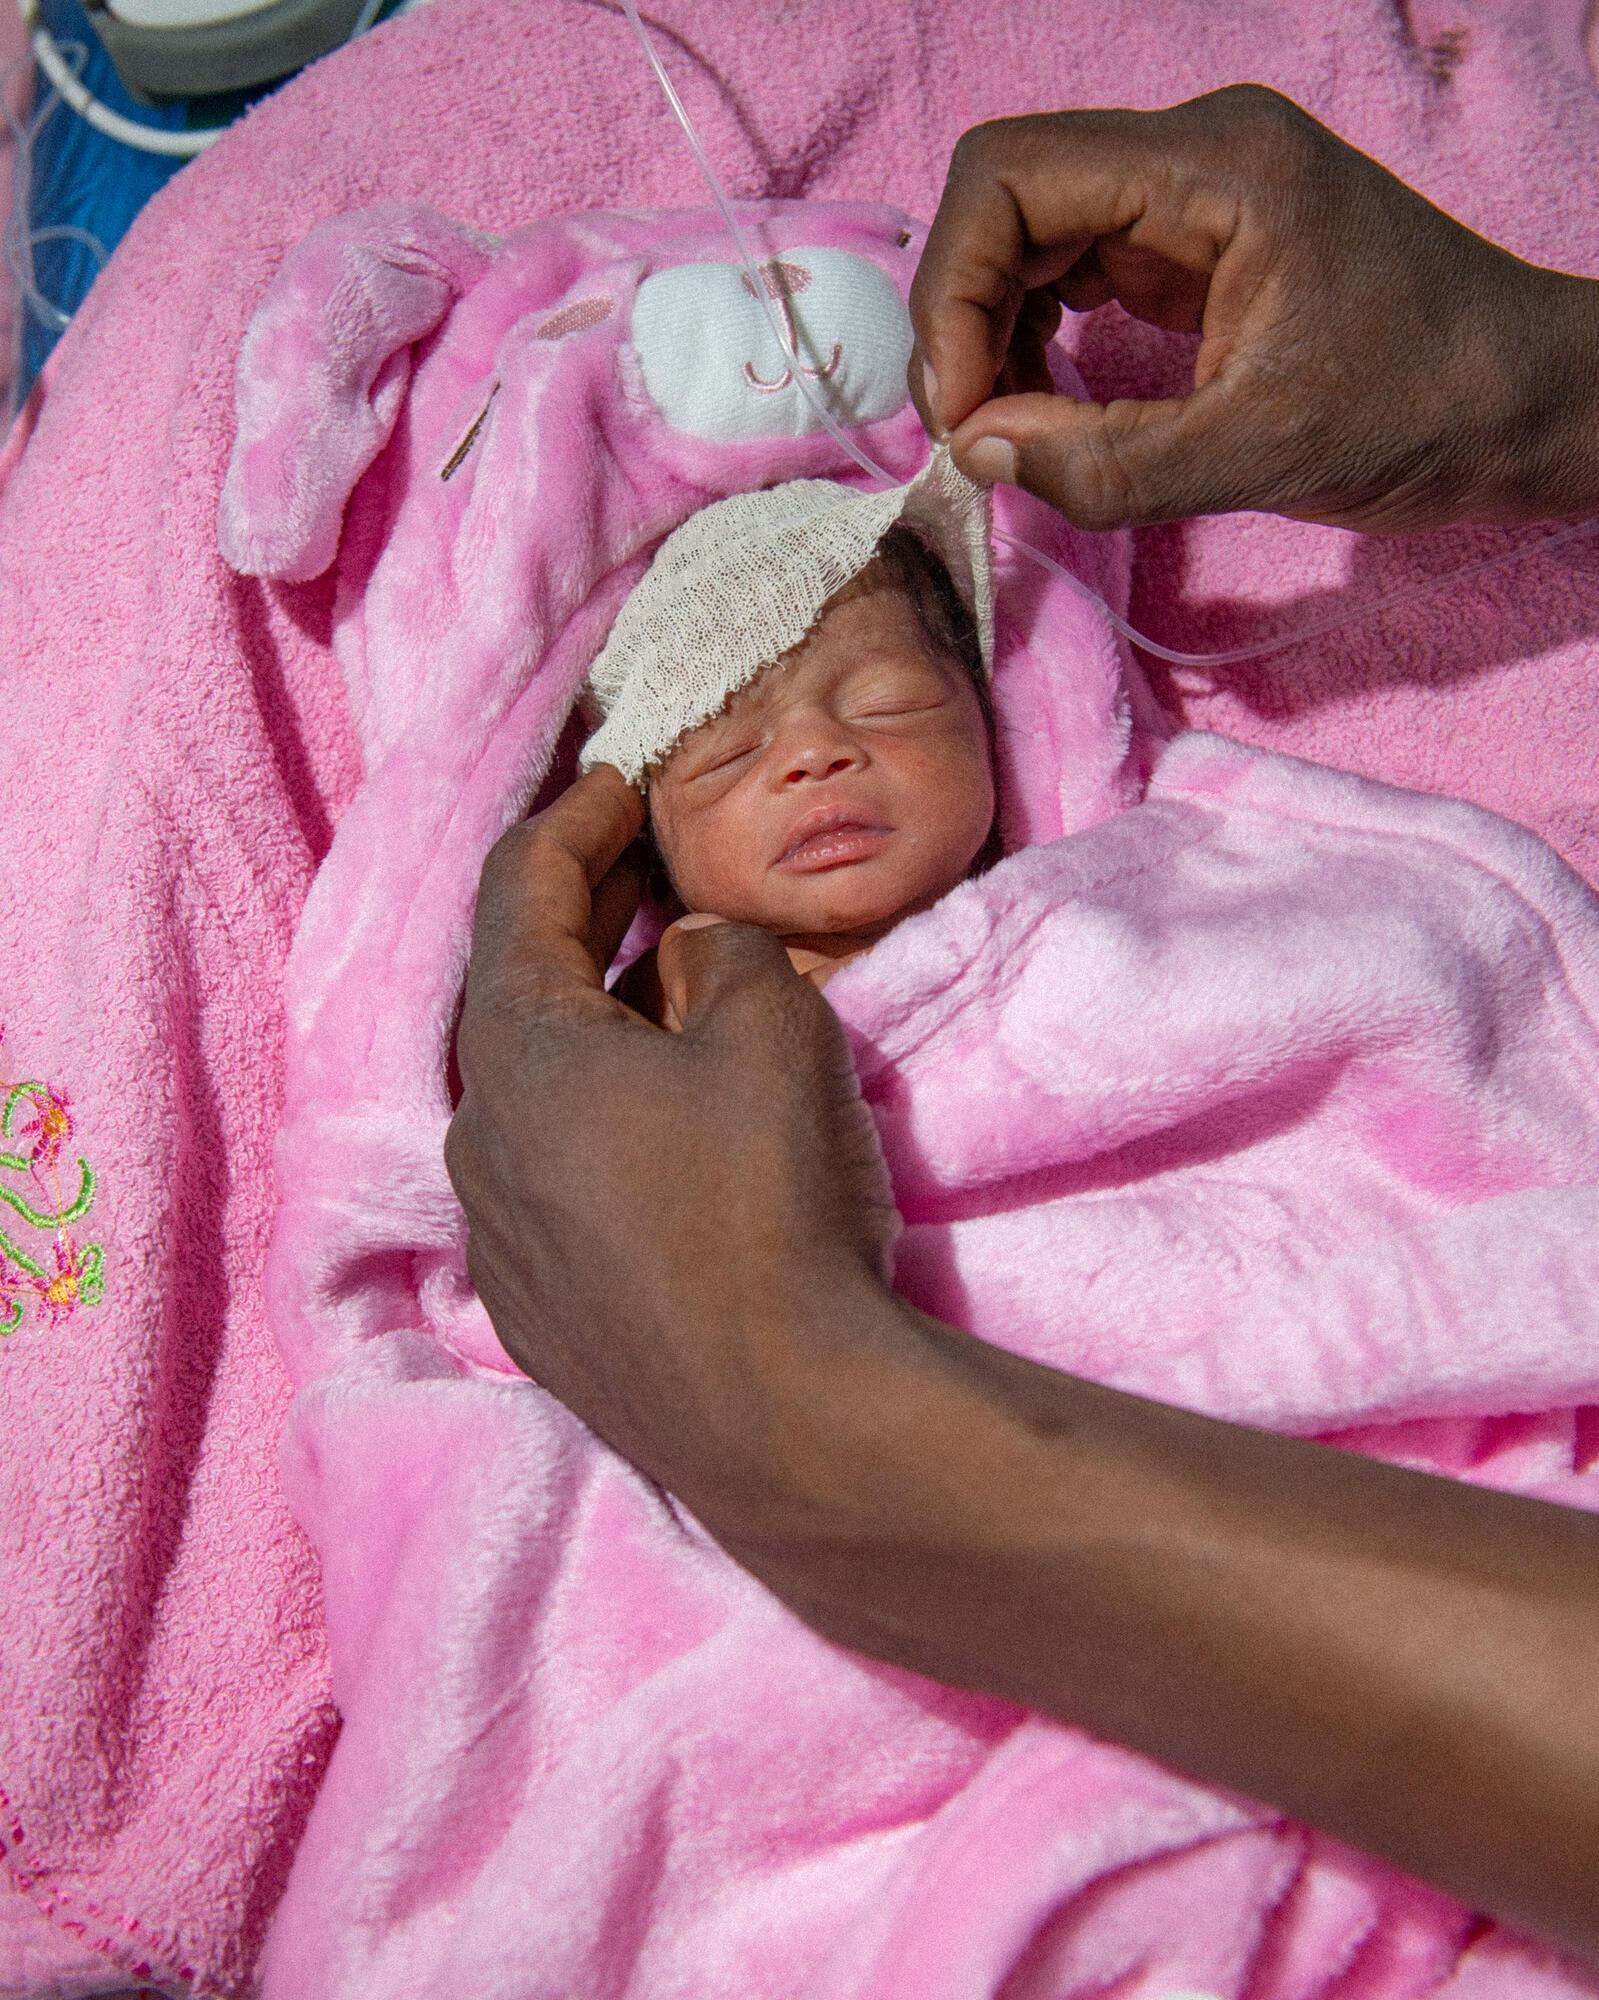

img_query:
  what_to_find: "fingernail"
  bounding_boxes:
[671,912,726,932]
[960,437,1018,487]
[921,357,944,434]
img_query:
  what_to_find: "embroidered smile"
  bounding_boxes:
[740,258,843,393]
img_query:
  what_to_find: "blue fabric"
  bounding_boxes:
[18,0,190,393]
[15,0,403,398]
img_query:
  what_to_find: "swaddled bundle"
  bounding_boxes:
[220,198,1599,1999]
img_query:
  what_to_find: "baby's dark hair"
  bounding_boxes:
[872,523,984,698]
[875,524,1005,876]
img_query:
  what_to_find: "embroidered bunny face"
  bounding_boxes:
[629,248,913,441]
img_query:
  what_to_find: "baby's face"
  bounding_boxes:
[648,564,996,942]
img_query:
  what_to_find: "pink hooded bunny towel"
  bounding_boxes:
[220,199,1599,1998]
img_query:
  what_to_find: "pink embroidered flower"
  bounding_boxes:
[0,1027,104,1340]
[37,1237,86,1327]
[15,1086,73,1173]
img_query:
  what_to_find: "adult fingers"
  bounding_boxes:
[949,381,1267,529]
[656,916,860,1086]
[588,839,651,974]
[658,918,903,1280]
[907,123,1090,435]
[469,766,645,997]
[910,100,1245,433]
[993,287,1066,399]
[656,916,812,1041]
[528,762,646,910]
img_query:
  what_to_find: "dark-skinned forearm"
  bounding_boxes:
[703,1267,1599,1964]
[1498,266,1599,523]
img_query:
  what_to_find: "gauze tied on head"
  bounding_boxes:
[579,444,995,786]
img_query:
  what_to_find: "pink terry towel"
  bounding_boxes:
[208,190,1599,1998]
[3,0,1599,1994]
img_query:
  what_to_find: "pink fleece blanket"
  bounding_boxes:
[5,0,1599,1994]
[205,190,1599,1996]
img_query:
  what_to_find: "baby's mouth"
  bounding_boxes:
[775,809,894,874]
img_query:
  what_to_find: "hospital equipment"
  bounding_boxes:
[4,0,397,411]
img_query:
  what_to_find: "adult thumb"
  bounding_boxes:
[951,381,1256,530]
[656,915,819,1044]
[656,916,901,1282]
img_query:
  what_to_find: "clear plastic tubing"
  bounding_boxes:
[618,0,1595,670]
[2,42,109,341]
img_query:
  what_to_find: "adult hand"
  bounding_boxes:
[445,771,1599,1966]
[443,764,903,1533]
[909,84,1599,531]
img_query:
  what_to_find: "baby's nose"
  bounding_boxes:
[781,742,861,784]
[775,720,863,780]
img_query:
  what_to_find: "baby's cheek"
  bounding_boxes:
[658,796,769,920]
[900,735,994,853]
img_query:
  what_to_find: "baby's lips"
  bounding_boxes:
[775,818,895,873]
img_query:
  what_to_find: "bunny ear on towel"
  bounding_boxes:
[218,201,495,581]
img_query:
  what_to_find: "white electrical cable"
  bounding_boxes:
[1,0,411,386]
[18,0,224,154]
[617,0,1596,670]
[12,0,404,162]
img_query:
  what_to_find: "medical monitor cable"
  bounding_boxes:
[13,0,394,159]
[1,0,403,378]
[16,0,221,154]
[617,0,1597,671]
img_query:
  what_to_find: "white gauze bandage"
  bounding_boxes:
[578,445,994,786]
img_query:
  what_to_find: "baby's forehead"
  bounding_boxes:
[730,569,947,701]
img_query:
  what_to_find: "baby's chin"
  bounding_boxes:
[754,858,966,941]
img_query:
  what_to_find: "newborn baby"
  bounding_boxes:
[578,449,1000,1013]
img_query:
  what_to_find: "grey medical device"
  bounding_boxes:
[82,0,368,101]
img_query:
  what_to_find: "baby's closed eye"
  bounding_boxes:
[849,692,947,719]
[845,677,952,720]
[686,736,761,780]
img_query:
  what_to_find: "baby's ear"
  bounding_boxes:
[218,201,492,581]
